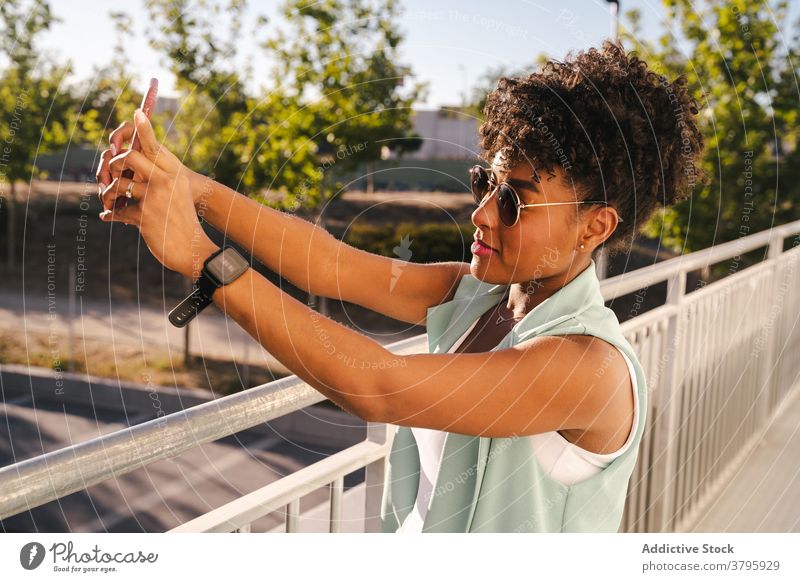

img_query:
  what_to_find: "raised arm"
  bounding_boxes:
[194,172,473,325]
[97,118,471,325]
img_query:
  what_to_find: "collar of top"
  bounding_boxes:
[426,259,604,354]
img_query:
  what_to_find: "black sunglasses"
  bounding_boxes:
[469,165,620,228]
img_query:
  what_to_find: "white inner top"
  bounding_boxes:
[398,316,639,533]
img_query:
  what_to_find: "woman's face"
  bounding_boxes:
[469,156,586,285]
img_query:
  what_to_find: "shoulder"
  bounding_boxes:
[561,334,631,380]
[516,333,634,435]
[516,333,628,378]
[561,335,635,450]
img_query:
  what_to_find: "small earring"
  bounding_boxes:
[579,244,585,249]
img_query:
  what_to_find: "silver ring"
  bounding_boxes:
[125,181,135,199]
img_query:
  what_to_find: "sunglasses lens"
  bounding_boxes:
[496,184,518,226]
[471,167,489,205]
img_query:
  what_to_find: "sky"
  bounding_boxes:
[35,0,799,108]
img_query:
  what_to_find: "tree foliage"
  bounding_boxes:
[0,0,75,183]
[622,0,800,253]
[258,0,426,213]
[144,0,253,187]
[140,0,424,215]
[0,0,77,268]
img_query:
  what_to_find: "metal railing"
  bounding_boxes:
[1,220,799,532]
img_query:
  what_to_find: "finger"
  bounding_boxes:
[95,149,114,193]
[108,149,163,185]
[100,176,142,212]
[107,147,134,181]
[133,108,161,161]
[109,120,135,156]
[99,201,142,227]
[132,108,181,173]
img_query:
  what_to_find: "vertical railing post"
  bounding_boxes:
[329,476,344,533]
[363,421,393,533]
[649,268,687,532]
[286,499,300,532]
[757,237,785,422]
[67,262,76,372]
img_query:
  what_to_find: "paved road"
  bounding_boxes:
[0,395,364,533]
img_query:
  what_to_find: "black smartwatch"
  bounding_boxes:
[168,245,250,328]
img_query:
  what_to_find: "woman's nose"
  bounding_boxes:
[471,188,499,228]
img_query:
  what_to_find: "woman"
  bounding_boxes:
[95,40,704,532]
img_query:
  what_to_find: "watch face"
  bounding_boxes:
[207,247,249,284]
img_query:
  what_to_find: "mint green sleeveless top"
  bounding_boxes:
[379,260,647,532]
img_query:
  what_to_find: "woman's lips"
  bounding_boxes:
[471,239,496,256]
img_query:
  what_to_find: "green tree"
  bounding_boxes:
[260,0,426,218]
[230,90,321,207]
[0,0,76,270]
[622,0,799,254]
[141,0,423,218]
[144,0,255,187]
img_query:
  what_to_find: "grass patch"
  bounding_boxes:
[0,330,284,396]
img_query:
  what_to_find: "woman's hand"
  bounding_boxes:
[95,116,210,213]
[98,109,218,279]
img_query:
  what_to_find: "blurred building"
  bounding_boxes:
[399,107,480,160]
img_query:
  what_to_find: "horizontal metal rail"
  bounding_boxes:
[599,219,800,300]
[170,439,388,533]
[0,334,426,522]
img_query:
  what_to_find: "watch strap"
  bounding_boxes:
[196,268,221,298]
[168,245,248,328]
[167,284,214,328]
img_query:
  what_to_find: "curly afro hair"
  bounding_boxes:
[478,39,706,256]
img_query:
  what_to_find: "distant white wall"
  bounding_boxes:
[403,108,480,160]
